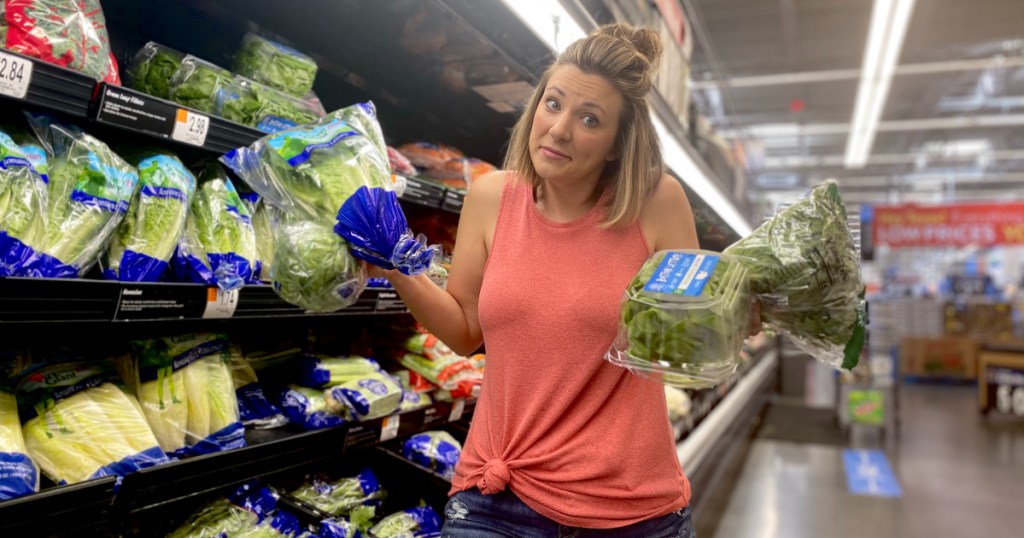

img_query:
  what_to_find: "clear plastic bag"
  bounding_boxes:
[166,481,278,538]
[269,216,366,312]
[172,163,259,291]
[402,431,461,480]
[369,506,442,538]
[399,329,482,398]
[239,193,274,282]
[277,385,349,431]
[104,151,196,282]
[0,126,48,277]
[217,76,324,133]
[312,357,403,421]
[289,468,384,518]
[169,56,233,114]
[607,250,751,388]
[126,41,185,99]
[1,0,120,83]
[0,386,38,501]
[21,113,138,278]
[234,511,302,538]
[229,344,287,429]
[319,518,362,538]
[221,102,438,279]
[128,333,246,458]
[15,360,169,485]
[233,33,318,98]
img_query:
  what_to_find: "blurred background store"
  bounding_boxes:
[0,1,1022,537]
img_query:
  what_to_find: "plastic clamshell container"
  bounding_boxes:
[606,249,751,388]
[168,55,234,113]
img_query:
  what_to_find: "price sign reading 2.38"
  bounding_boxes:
[0,50,33,99]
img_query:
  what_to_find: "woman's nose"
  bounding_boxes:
[549,113,572,142]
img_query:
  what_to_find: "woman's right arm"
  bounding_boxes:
[381,172,505,356]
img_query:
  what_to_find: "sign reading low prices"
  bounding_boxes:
[873,203,1024,247]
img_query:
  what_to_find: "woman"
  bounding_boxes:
[379,24,752,537]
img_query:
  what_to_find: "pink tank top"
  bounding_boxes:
[451,177,691,529]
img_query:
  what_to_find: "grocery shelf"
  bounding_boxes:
[0,49,96,118]
[0,476,118,537]
[0,278,408,323]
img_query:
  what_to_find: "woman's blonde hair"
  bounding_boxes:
[504,23,664,228]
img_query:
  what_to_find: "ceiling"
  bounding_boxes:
[684,0,1024,214]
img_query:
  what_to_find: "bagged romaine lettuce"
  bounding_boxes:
[278,385,349,431]
[402,431,461,480]
[269,216,365,312]
[0,385,38,501]
[221,102,436,284]
[127,42,185,99]
[20,113,138,278]
[233,33,318,98]
[15,360,168,485]
[606,181,866,388]
[241,192,274,282]
[289,468,383,518]
[0,0,120,83]
[218,76,323,133]
[173,163,258,290]
[0,127,48,277]
[166,481,277,538]
[129,333,246,457]
[104,151,196,282]
[169,56,233,113]
[229,344,287,429]
[369,506,442,538]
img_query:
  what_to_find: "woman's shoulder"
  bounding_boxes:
[640,173,698,250]
[465,170,516,211]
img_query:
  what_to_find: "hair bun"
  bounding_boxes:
[595,24,662,69]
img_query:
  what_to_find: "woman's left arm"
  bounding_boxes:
[640,174,761,336]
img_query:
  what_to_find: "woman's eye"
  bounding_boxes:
[545,98,560,111]
[582,115,599,127]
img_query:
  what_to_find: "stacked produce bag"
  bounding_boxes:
[396,327,482,400]
[166,480,278,538]
[402,431,461,480]
[288,468,384,528]
[0,123,49,277]
[0,382,37,500]
[223,102,437,312]
[369,507,442,538]
[230,345,287,429]
[395,142,496,190]
[606,181,866,388]
[126,333,246,457]
[297,355,403,422]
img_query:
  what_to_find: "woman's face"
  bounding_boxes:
[529,65,623,187]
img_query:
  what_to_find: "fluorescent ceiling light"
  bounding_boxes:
[497,0,586,54]
[845,0,918,168]
[499,0,753,236]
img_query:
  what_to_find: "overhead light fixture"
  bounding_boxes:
[845,0,918,168]
[499,0,753,236]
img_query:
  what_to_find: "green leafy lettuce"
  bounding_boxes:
[233,33,317,98]
[270,217,365,312]
[218,77,321,130]
[128,42,184,99]
[169,56,233,113]
[0,129,48,269]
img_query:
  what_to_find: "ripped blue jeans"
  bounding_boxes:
[442,488,697,538]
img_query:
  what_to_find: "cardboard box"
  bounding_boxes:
[900,336,979,379]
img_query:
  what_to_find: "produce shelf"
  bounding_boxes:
[0,278,408,323]
[0,476,118,537]
[90,83,265,154]
[0,49,96,118]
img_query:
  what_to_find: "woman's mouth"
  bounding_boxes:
[540,146,571,160]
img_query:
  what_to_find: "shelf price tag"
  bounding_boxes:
[202,287,239,319]
[0,51,32,99]
[380,415,400,441]
[171,108,210,147]
[448,399,466,422]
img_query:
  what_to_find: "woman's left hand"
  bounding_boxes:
[748,300,762,337]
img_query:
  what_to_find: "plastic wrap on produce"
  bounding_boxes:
[169,56,233,113]
[127,42,185,99]
[278,385,348,431]
[0,125,48,277]
[20,113,138,278]
[221,102,438,280]
[399,329,481,398]
[173,163,258,291]
[234,510,302,538]
[398,384,432,413]
[295,355,384,389]
[402,431,461,480]
[0,385,38,501]
[104,151,196,282]
[606,181,866,388]
[240,193,275,282]
[270,216,365,312]
[234,33,318,98]
[395,143,463,174]
[386,147,416,177]
[313,357,403,421]
[14,360,168,485]
[217,76,324,133]
[166,480,277,538]
[229,344,287,429]
[0,0,120,83]
[129,333,246,458]
[319,518,363,538]
[369,506,442,538]
[289,468,383,518]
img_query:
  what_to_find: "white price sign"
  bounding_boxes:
[380,415,400,441]
[448,399,466,422]
[202,288,239,319]
[171,108,210,147]
[0,51,32,99]
[995,385,1024,416]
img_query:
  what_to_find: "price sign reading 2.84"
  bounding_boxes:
[0,51,33,99]
[171,108,210,147]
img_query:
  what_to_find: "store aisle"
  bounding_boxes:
[701,384,1024,538]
